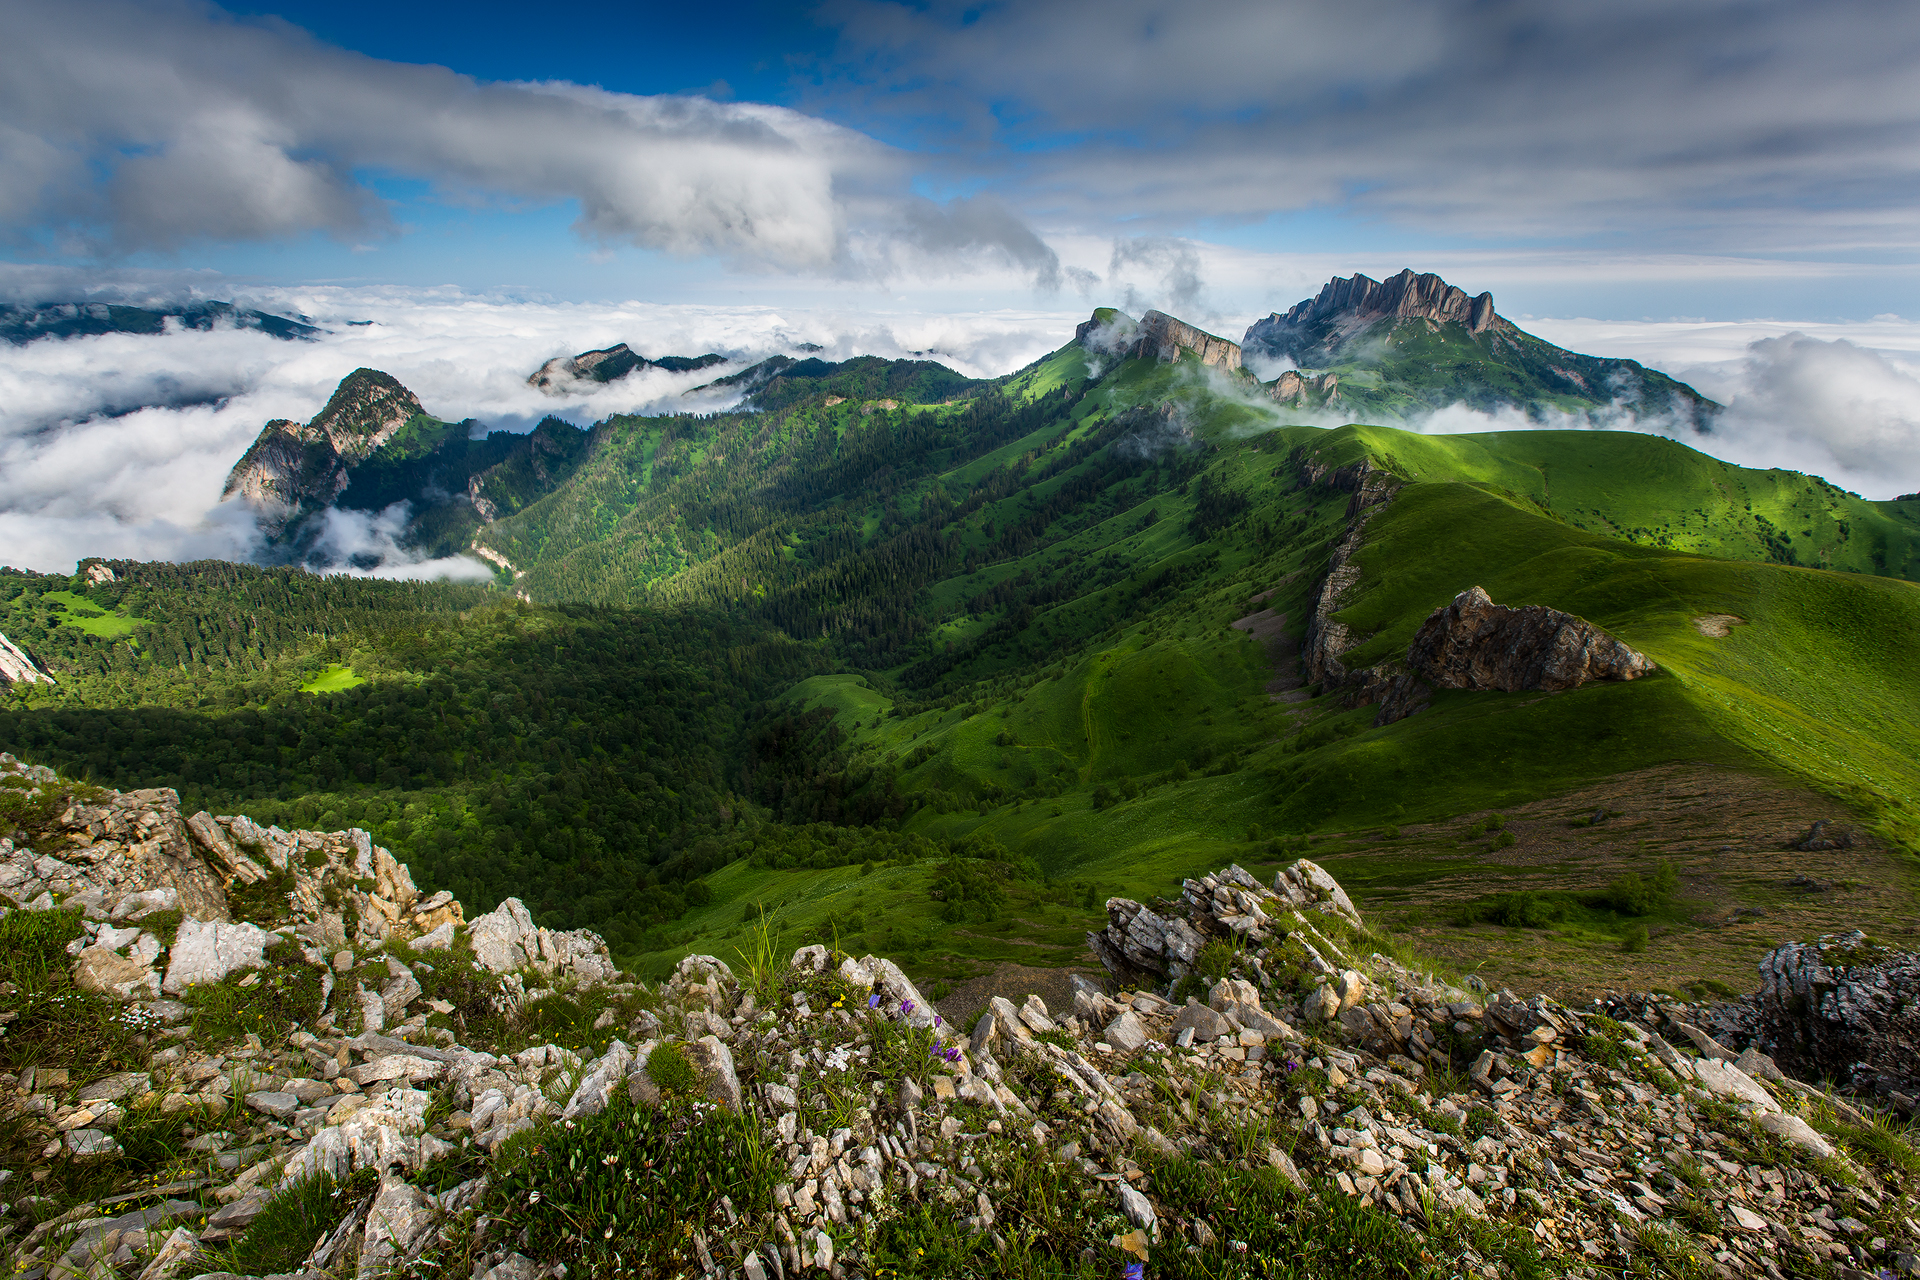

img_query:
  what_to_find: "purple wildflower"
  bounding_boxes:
[900,1000,915,1016]
[868,993,882,1009]
[1123,1265,1145,1280]
[933,1015,942,1027]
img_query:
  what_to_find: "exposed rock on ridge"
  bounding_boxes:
[1755,930,1920,1102]
[1244,269,1505,365]
[1077,308,1243,371]
[0,633,55,685]
[1366,585,1657,723]
[221,369,429,537]
[1407,586,1655,693]
[1298,456,1400,691]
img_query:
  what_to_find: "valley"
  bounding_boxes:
[4,273,1917,1016]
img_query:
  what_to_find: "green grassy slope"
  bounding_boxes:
[620,371,1920,980]
[1298,424,1919,578]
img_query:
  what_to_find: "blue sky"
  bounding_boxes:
[2,0,1917,322]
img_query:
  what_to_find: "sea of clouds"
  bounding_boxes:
[0,285,1084,575]
[2,285,1917,578]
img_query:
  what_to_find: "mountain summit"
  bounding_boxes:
[1245,269,1502,365]
[1242,269,1717,424]
[221,369,428,536]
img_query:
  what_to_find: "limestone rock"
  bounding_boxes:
[163,918,271,994]
[1690,1058,1777,1112]
[1170,1003,1231,1044]
[187,811,269,885]
[1272,859,1361,926]
[685,1035,742,1110]
[563,1040,635,1121]
[1756,1110,1835,1158]
[0,632,56,685]
[1087,899,1205,982]
[280,1087,435,1186]
[72,945,160,1000]
[360,1171,434,1278]
[1103,1010,1149,1053]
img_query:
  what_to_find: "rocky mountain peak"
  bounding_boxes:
[221,368,428,537]
[1243,269,1506,365]
[307,368,426,465]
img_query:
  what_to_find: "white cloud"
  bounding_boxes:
[0,0,1056,283]
[1382,320,1920,500]
[824,0,1920,255]
[0,279,1084,573]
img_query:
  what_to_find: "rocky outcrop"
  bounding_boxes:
[1755,931,1920,1104]
[221,368,429,537]
[3,748,1914,1280]
[1368,586,1655,724]
[529,344,727,393]
[1076,308,1243,371]
[1299,457,1400,689]
[0,633,55,685]
[1244,269,1507,366]
[1088,860,1362,984]
[1270,369,1339,407]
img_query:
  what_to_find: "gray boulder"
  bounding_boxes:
[162,918,271,994]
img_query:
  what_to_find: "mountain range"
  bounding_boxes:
[5,267,1917,1015]
[1,299,319,344]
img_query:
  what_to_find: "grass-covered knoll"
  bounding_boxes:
[1297,422,1919,579]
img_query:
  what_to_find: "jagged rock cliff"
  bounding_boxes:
[0,634,55,686]
[1,751,1914,1280]
[1077,308,1244,371]
[221,370,429,537]
[1244,269,1505,366]
[1271,369,1340,408]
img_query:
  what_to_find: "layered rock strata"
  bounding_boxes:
[0,633,55,685]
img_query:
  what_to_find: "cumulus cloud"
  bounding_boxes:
[0,0,1057,283]
[0,278,1084,573]
[821,0,1920,254]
